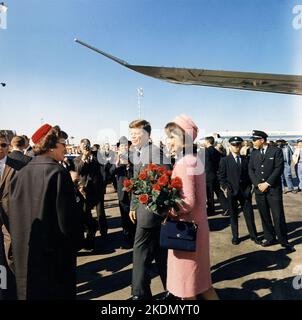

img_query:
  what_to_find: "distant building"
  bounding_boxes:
[0,130,16,142]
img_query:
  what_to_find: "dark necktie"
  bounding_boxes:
[236,155,240,165]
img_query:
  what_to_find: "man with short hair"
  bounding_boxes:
[98,143,117,192]
[8,136,32,170]
[22,135,34,157]
[204,136,229,216]
[74,139,107,247]
[218,136,260,245]
[248,130,295,252]
[128,119,169,300]
[110,137,135,246]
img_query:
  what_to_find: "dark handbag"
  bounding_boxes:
[160,218,198,252]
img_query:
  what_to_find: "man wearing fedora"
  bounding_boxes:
[218,136,260,245]
[248,130,295,253]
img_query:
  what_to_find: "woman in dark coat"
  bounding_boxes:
[9,124,80,300]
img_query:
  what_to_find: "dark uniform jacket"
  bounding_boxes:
[218,154,252,197]
[248,145,284,194]
[9,156,80,300]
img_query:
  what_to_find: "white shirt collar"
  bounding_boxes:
[0,156,7,165]
[231,152,240,159]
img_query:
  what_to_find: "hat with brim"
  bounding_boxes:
[251,130,268,140]
[229,136,243,145]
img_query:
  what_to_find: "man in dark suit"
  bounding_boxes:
[218,137,260,245]
[204,136,229,216]
[8,136,32,170]
[248,130,295,253]
[110,137,135,246]
[74,139,107,244]
[128,120,169,300]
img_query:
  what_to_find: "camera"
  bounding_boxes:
[120,151,128,161]
[83,144,91,151]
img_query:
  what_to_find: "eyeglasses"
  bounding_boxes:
[57,139,66,147]
[57,142,66,147]
[252,138,261,142]
[0,143,8,148]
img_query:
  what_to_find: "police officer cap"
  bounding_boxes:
[276,139,286,143]
[251,130,268,140]
[297,138,302,143]
[229,136,243,145]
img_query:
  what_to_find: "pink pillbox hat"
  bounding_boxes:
[173,114,199,141]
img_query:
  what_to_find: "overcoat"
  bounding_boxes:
[9,156,80,300]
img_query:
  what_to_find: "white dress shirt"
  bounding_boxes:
[260,145,268,154]
[231,152,241,164]
[0,156,7,180]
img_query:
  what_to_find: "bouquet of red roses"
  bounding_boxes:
[123,163,183,216]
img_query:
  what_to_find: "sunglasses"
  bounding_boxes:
[252,138,262,142]
[0,143,8,148]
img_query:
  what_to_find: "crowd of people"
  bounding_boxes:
[0,116,301,300]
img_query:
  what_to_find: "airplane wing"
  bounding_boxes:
[74,39,302,96]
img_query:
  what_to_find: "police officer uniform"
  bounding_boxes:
[248,130,295,252]
[218,137,260,245]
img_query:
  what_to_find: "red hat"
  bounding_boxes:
[31,124,52,144]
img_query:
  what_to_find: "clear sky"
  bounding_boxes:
[0,0,301,144]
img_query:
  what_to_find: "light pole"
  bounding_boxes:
[137,87,144,119]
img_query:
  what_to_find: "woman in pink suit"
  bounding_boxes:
[165,115,219,300]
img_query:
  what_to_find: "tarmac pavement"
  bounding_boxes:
[77,185,302,300]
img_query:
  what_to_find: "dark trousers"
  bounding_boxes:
[96,192,108,236]
[119,201,136,241]
[255,190,288,244]
[228,191,257,240]
[132,226,167,297]
[206,178,229,214]
[84,192,107,237]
